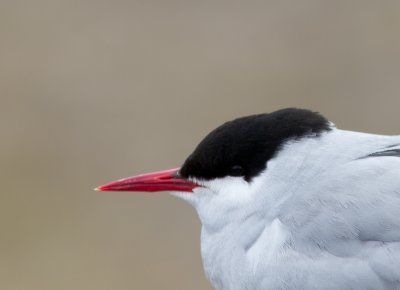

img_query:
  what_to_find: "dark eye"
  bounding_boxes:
[229,165,244,177]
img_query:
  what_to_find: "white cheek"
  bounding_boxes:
[201,176,257,205]
[212,177,248,195]
[173,169,270,212]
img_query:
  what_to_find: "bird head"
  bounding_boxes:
[96,108,332,226]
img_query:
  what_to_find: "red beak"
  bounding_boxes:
[95,168,198,193]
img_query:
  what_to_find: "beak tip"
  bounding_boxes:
[94,186,103,191]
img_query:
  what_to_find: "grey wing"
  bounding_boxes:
[362,148,400,158]
[292,151,400,288]
[357,149,400,287]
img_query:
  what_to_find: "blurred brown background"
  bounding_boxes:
[1,1,400,289]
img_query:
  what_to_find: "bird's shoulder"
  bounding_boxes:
[288,142,400,241]
[278,142,400,287]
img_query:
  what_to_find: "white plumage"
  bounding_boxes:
[97,109,400,290]
[178,128,400,290]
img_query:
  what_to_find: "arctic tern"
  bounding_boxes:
[96,108,400,290]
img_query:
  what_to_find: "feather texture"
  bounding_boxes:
[183,128,400,290]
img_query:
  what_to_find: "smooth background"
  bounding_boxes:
[1,1,400,289]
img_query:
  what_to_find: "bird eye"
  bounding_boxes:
[229,165,244,177]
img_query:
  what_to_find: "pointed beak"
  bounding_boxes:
[95,168,199,193]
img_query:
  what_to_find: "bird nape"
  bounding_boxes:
[96,108,400,290]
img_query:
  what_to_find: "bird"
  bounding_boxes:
[96,108,400,290]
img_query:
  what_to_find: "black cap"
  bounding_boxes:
[180,108,331,182]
